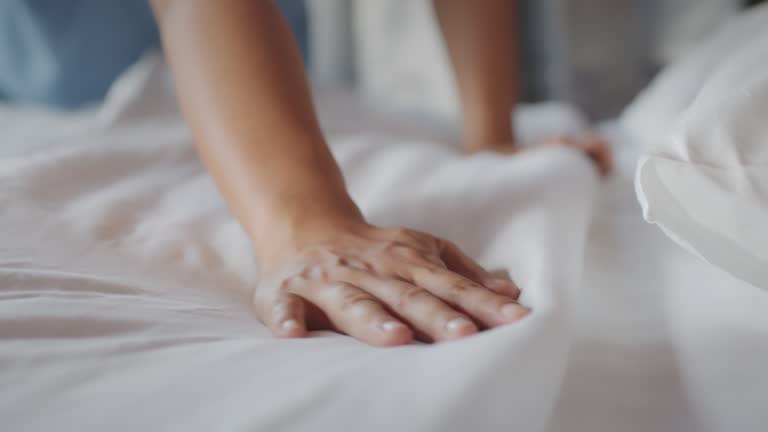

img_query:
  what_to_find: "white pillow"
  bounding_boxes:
[620,3,768,149]
[635,25,768,290]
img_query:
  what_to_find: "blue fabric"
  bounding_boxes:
[0,0,308,108]
[0,0,160,108]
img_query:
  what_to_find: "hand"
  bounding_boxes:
[253,221,528,347]
[465,132,613,176]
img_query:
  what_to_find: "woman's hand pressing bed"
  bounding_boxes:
[253,222,528,347]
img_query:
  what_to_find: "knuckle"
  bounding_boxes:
[443,276,485,299]
[406,228,430,240]
[418,232,441,248]
[398,286,431,308]
[347,258,370,272]
[438,280,470,302]
[414,234,438,249]
[339,289,376,312]
[303,246,327,261]
[328,253,355,268]
[389,227,411,239]
[420,262,443,274]
[280,273,306,292]
[449,280,470,294]
[388,228,429,246]
[398,247,426,262]
[440,240,455,253]
[302,263,330,282]
[382,240,403,254]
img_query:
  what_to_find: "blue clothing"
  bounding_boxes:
[0,0,308,108]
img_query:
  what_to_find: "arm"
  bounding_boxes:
[151,0,527,346]
[433,0,612,174]
[150,0,361,264]
[433,0,520,153]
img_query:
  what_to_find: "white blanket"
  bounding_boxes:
[3,56,768,432]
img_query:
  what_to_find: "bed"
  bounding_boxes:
[2,46,767,432]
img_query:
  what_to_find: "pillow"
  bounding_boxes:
[635,25,768,290]
[620,3,768,149]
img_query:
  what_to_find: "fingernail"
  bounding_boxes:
[446,317,475,332]
[381,321,406,332]
[281,319,300,332]
[501,303,529,320]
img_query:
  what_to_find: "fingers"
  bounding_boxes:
[256,292,308,339]
[294,281,413,347]
[593,136,613,176]
[439,241,520,299]
[338,268,479,342]
[578,133,612,176]
[539,132,613,176]
[403,262,529,328]
[582,133,613,175]
[255,232,530,347]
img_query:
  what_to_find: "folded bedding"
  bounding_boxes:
[636,12,768,290]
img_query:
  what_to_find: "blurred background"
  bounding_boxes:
[306,0,762,120]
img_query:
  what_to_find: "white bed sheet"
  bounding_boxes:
[551,123,768,432]
[1,56,767,432]
[0,56,596,432]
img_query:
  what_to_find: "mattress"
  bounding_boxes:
[1,55,767,432]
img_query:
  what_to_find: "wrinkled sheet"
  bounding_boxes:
[3,56,768,432]
[551,127,768,432]
[0,57,597,431]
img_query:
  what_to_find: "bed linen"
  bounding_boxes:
[1,55,596,431]
[636,27,768,291]
[550,122,768,432]
[620,2,768,151]
[2,55,768,432]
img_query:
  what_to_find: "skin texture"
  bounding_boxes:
[434,0,519,152]
[150,0,608,346]
[434,0,612,174]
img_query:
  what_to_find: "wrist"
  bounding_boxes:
[462,110,515,153]
[247,191,367,268]
[464,141,521,155]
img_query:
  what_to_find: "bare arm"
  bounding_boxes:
[433,0,520,153]
[151,0,527,346]
[433,1,612,173]
[150,0,361,267]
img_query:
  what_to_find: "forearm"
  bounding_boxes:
[151,0,362,260]
[150,1,532,347]
[433,0,520,151]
